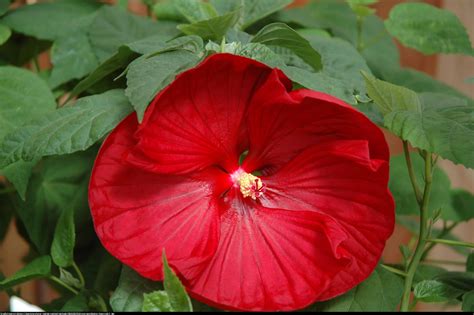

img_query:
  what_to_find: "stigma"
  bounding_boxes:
[231,169,265,200]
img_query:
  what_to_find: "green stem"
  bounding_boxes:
[220,36,226,53]
[146,3,152,18]
[49,276,79,295]
[381,264,407,277]
[400,151,433,312]
[72,262,85,288]
[421,222,457,260]
[423,259,466,266]
[32,57,41,73]
[403,141,422,205]
[425,238,474,248]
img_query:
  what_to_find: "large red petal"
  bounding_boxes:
[89,114,227,281]
[127,53,277,175]
[243,72,389,174]
[260,139,394,301]
[185,194,351,311]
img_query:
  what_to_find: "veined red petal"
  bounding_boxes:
[126,54,275,175]
[89,114,228,281]
[243,72,389,174]
[88,53,395,311]
[186,195,351,311]
[261,139,395,300]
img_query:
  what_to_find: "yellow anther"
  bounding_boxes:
[233,170,265,200]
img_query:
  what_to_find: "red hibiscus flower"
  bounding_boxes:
[89,54,394,311]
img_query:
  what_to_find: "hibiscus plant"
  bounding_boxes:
[0,0,473,312]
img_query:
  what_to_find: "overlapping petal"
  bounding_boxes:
[89,53,394,312]
[126,54,276,175]
[243,72,389,174]
[187,194,351,311]
[260,139,394,300]
[89,114,227,281]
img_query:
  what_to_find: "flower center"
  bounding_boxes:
[231,169,265,200]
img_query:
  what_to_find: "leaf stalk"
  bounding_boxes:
[400,151,432,311]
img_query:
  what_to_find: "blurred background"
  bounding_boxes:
[0,0,472,311]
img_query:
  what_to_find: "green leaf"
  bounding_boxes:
[173,0,218,23]
[467,253,474,272]
[434,271,474,292]
[362,70,420,115]
[347,0,377,17]
[141,253,192,312]
[388,154,453,217]
[51,207,75,268]
[297,28,331,38]
[0,66,56,142]
[153,0,185,22]
[233,42,286,68]
[70,46,137,99]
[379,66,470,101]
[142,291,173,312]
[162,252,192,312]
[0,66,56,196]
[463,290,474,312]
[0,256,51,290]
[59,268,81,290]
[16,149,96,253]
[0,89,132,169]
[117,0,128,10]
[360,15,400,76]
[110,266,162,312]
[413,265,448,285]
[277,1,400,75]
[0,24,11,46]
[70,35,201,99]
[414,280,464,303]
[73,246,121,297]
[252,22,322,71]
[205,40,240,54]
[363,73,474,169]
[70,248,120,296]
[178,9,240,40]
[143,35,205,57]
[60,294,89,312]
[347,0,377,5]
[311,265,404,311]
[385,2,473,55]
[125,50,201,121]
[2,0,101,40]
[284,67,361,105]
[278,0,356,43]
[0,0,10,16]
[301,32,371,101]
[212,0,292,30]
[446,189,474,222]
[49,33,99,88]
[1,160,37,200]
[88,5,180,62]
